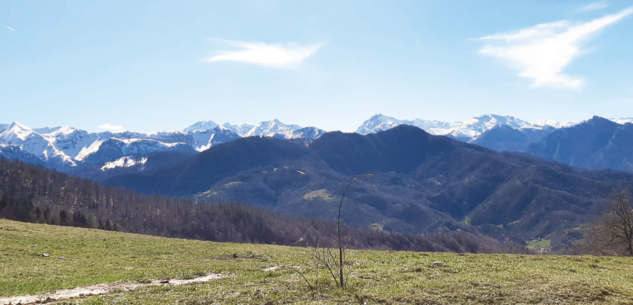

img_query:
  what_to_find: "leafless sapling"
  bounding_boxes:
[335,173,373,287]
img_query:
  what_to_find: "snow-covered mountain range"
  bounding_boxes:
[1,114,632,176]
[355,114,568,140]
[355,114,585,153]
[355,114,461,136]
[355,114,633,155]
[0,119,325,173]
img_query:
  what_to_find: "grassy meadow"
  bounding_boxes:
[2,219,633,304]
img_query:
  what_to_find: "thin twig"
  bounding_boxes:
[337,173,373,287]
[284,266,314,290]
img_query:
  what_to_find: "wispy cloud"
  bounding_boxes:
[206,40,324,69]
[475,7,633,88]
[579,2,609,12]
[3,25,15,31]
[98,123,124,131]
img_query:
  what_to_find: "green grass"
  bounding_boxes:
[526,239,552,249]
[2,219,633,304]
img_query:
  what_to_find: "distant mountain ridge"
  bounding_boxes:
[355,114,461,136]
[526,116,633,172]
[355,113,567,141]
[0,119,326,175]
[469,125,556,153]
[2,114,633,176]
[354,114,633,171]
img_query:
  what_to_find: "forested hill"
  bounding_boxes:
[0,157,497,253]
[105,125,633,245]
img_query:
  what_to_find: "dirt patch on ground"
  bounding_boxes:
[211,253,267,260]
[1,273,231,305]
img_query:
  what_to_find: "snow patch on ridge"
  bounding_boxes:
[611,117,633,125]
[100,156,148,171]
[76,139,105,161]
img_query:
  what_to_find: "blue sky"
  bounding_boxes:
[1,0,632,132]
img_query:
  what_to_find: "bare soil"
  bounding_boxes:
[0,273,231,305]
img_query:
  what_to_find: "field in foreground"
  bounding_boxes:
[1,220,633,304]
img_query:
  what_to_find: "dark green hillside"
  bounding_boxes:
[108,136,319,196]
[0,157,490,253]
[309,126,459,175]
[72,150,198,181]
[105,125,633,243]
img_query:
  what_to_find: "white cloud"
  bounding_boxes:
[579,2,609,11]
[476,7,633,88]
[3,25,15,31]
[206,40,324,69]
[98,123,124,131]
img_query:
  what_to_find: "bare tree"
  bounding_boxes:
[335,173,373,288]
[588,189,633,256]
[293,173,374,291]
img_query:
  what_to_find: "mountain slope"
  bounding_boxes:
[107,136,318,196]
[189,126,241,151]
[79,138,195,165]
[469,125,555,152]
[526,116,633,171]
[71,150,198,181]
[446,114,534,141]
[0,145,46,166]
[0,122,76,168]
[106,125,633,242]
[0,158,490,260]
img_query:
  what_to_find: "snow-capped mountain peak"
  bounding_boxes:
[184,120,219,132]
[215,125,230,131]
[468,114,531,129]
[446,114,532,140]
[356,114,459,136]
[189,126,241,152]
[35,125,76,137]
[244,119,301,138]
[355,114,401,135]
[0,121,76,166]
[1,121,36,141]
[222,123,254,136]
